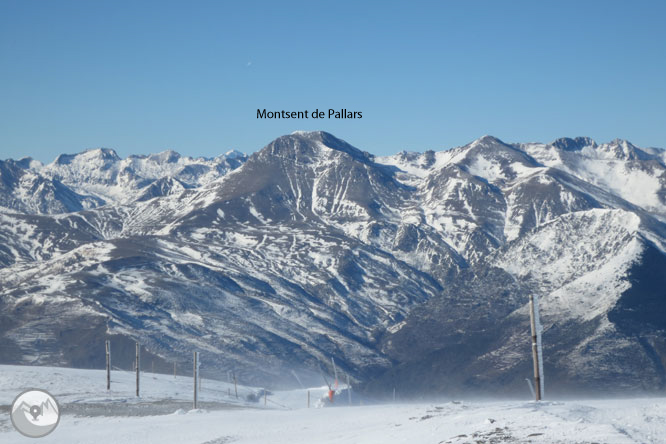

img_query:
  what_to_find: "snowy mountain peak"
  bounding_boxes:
[260,131,373,164]
[224,149,245,159]
[14,157,43,170]
[604,138,655,161]
[552,136,597,151]
[470,135,507,147]
[146,150,181,164]
[54,147,120,165]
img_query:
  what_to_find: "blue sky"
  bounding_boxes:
[1,0,665,162]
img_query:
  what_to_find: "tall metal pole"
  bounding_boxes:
[105,340,110,389]
[105,340,111,391]
[135,342,140,397]
[529,295,542,401]
[193,351,198,409]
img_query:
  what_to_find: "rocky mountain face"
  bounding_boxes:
[1,132,665,394]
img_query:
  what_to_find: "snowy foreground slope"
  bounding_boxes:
[1,366,665,444]
[1,132,666,394]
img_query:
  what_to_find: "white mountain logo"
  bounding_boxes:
[10,389,60,438]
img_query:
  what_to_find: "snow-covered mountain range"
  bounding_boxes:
[1,132,665,395]
[0,148,246,214]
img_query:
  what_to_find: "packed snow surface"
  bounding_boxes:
[2,366,665,443]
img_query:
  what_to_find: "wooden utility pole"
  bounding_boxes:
[174,362,177,379]
[135,342,140,397]
[193,351,198,409]
[105,340,111,391]
[233,372,238,399]
[529,294,542,401]
[347,374,351,405]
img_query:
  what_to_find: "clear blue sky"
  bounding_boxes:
[1,0,665,162]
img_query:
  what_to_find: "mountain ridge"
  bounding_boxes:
[1,131,665,394]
